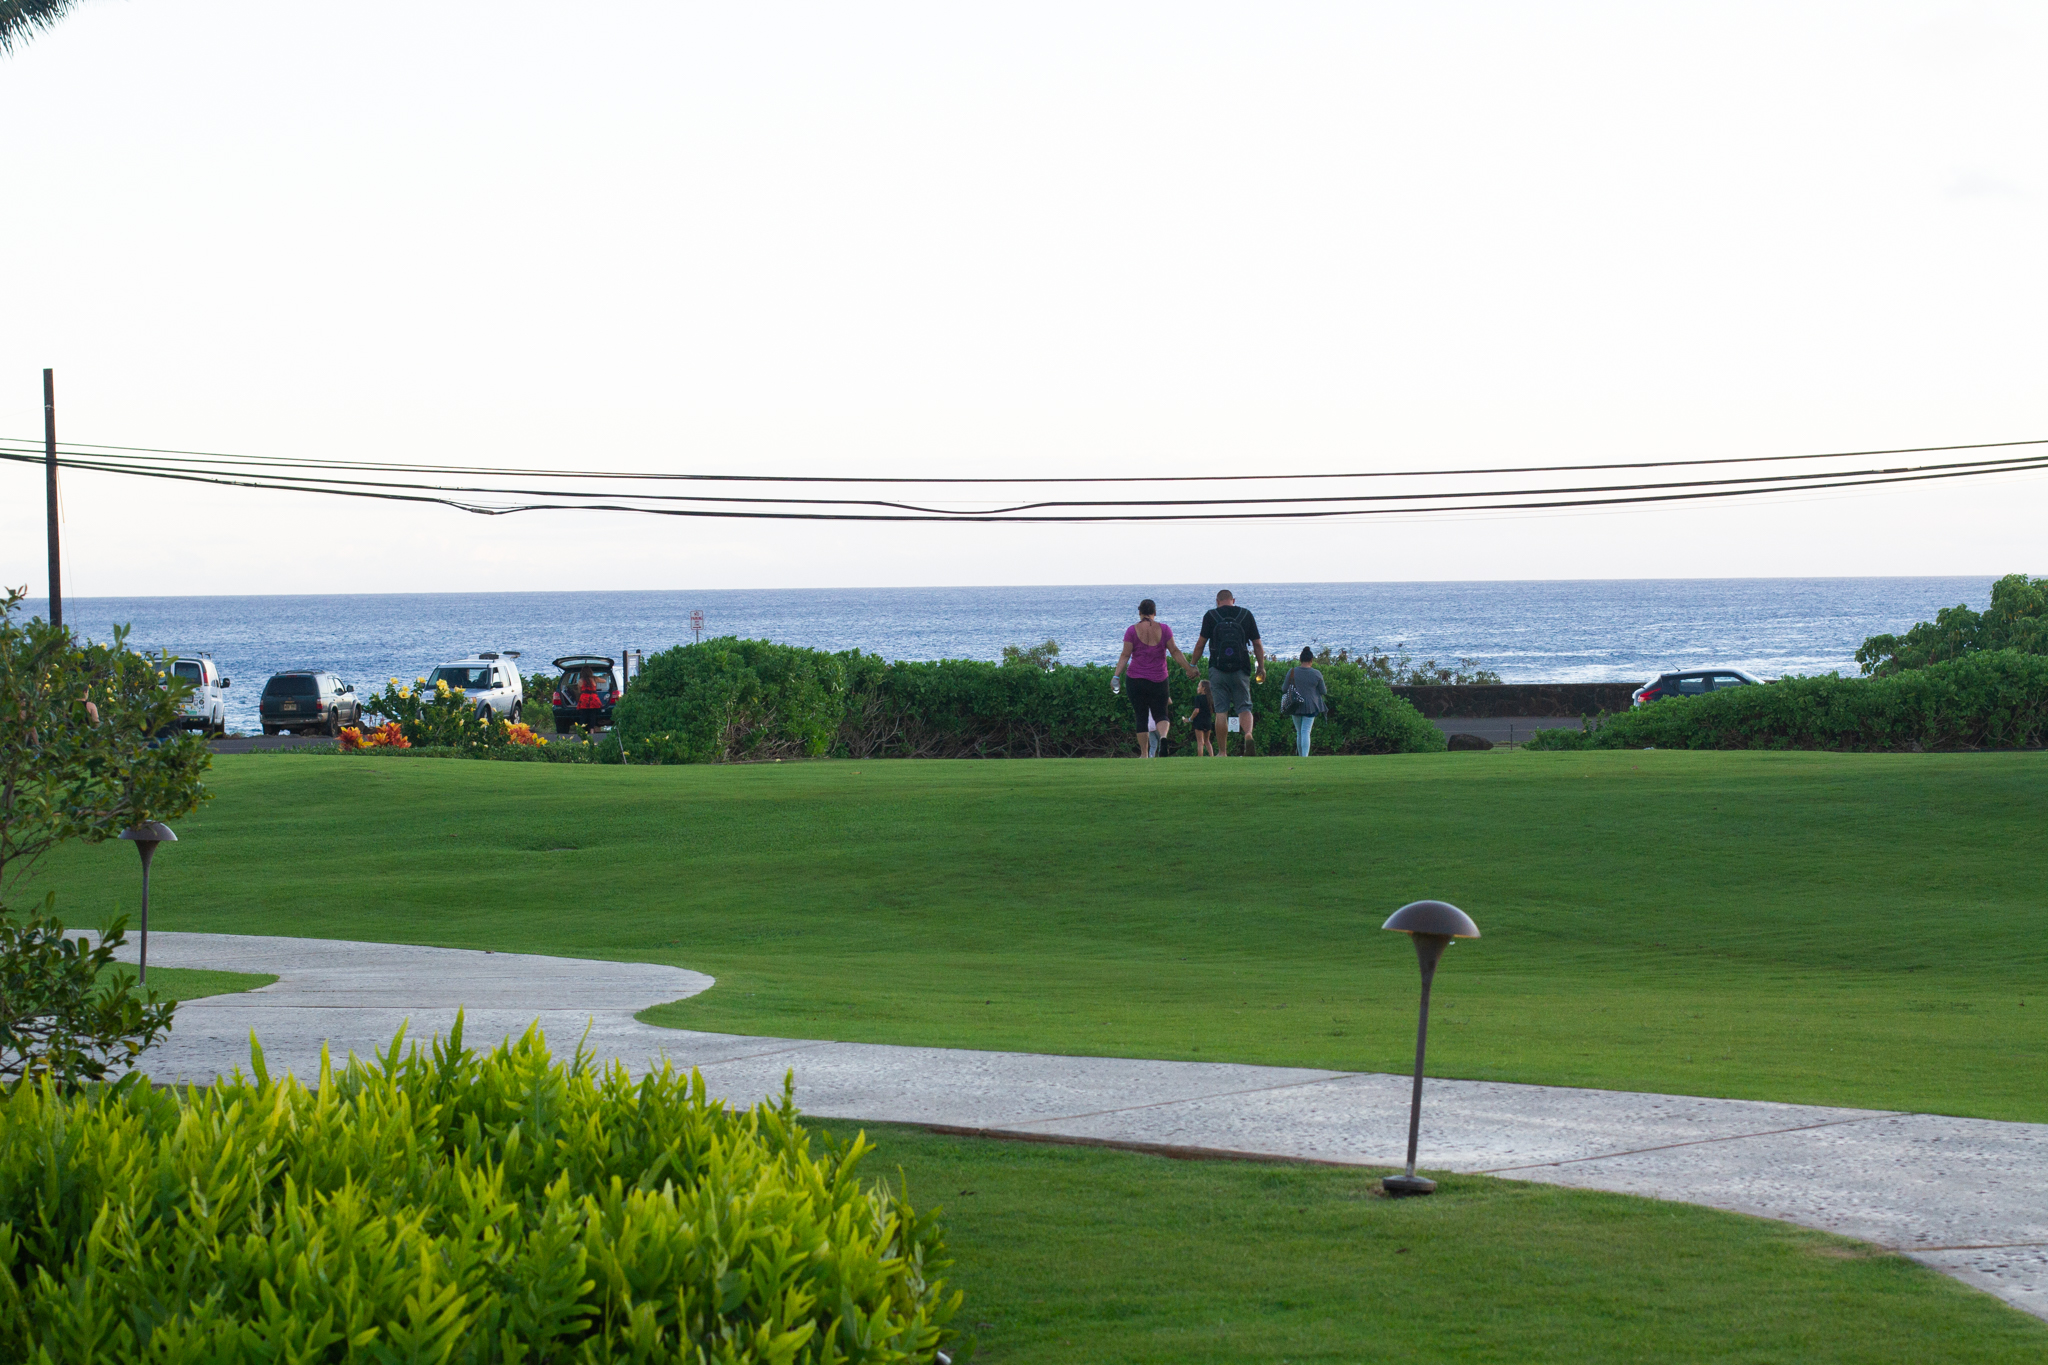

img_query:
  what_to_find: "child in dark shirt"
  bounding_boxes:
[1188,679,1216,756]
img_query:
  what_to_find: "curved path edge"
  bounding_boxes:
[120,933,2048,1323]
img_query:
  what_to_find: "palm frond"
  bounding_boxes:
[0,0,84,55]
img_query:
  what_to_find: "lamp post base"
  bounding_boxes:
[1381,1175,1437,1197]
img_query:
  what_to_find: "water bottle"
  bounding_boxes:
[1111,673,1121,694]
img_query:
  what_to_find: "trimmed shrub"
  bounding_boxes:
[0,1022,959,1363]
[360,638,1446,763]
[841,654,1442,758]
[1528,650,2048,752]
[614,639,849,764]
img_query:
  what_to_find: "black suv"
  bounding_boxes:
[260,671,362,736]
[550,655,622,734]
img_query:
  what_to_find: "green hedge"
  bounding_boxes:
[0,1023,959,1363]
[609,639,1445,761]
[1527,649,2048,752]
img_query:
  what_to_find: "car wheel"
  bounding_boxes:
[327,712,341,738]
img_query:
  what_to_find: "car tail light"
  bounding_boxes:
[314,700,326,713]
[552,691,568,706]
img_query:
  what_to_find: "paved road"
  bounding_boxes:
[123,932,2048,1323]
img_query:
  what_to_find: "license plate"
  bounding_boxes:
[280,702,298,712]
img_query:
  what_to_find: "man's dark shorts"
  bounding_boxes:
[1208,668,1253,715]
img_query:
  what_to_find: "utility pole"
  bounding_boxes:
[43,368,61,628]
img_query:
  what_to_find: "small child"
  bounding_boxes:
[1188,679,1215,756]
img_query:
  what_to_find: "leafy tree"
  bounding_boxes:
[0,0,82,55]
[1000,639,1062,671]
[0,588,209,1086]
[1855,573,2048,676]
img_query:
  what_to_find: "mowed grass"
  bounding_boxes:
[98,966,278,1003]
[33,750,2048,1120]
[811,1122,2048,1363]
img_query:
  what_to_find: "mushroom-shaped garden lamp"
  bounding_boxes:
[1381,899,1480,1196]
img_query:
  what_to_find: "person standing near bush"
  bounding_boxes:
[1187,679,1216,755]
[1189,589,1267,756]
[1113,598,1197,758]
[1281,646,1328,757]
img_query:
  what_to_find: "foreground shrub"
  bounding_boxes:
[0,1021,959,1363]
[1529,649,2048,752]
[1,588,198,1089]
[0,903,171,1088]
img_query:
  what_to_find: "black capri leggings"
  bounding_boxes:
[1127,676,1171,732]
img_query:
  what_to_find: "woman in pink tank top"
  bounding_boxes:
[1113,598,1198,758]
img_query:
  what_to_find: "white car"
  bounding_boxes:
[425,651,525,722]
[165,654,231,735]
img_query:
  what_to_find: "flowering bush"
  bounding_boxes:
[503,721,546,747]
[359,678,545,752]
[338,720,410,751]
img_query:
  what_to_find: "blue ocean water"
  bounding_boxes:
[19,578,1995,734]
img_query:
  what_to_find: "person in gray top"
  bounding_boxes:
[1281,646,1328,757]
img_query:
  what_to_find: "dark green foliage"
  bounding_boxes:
[998,639,1061,671]
[0,590,204,1090]
[1856,573,2048,675]
[607,638,1444,761]
[0,900,172,1087]
[614,639,849,763]
[0,1022,960,1363]
[0,589,211,886]
[1529,649,2048,751]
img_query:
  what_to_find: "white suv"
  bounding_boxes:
[165,655,231,735]
[425,651,525,722]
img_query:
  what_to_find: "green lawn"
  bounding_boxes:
[100,965,278,1003]
[34,749,2048,1120]
[816,1122,2048,1363]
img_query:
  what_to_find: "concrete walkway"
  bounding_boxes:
[124,933,2048,1323]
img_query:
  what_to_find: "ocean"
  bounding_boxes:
[18,577,1994,735]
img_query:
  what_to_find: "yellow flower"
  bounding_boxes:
[388,677,400,687]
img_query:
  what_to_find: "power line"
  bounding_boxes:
[2,434,2043,486]
[5,445,2044,522]
[7,445,2048,516]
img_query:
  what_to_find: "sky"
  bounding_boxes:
[2,1,2044,596]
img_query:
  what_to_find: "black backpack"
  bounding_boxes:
[1210,607,1251,673]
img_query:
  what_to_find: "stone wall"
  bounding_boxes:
[1392,683,1639,718]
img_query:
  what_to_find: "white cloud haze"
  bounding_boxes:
[2,1,2043,595]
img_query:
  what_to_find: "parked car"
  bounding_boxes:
[163,655,231,736]
[260,671,362,736]
[426,651,524,722]
[1632,668,1764,707]
[550,655,622,733]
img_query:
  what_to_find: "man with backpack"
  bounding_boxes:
[1188,589,1267,756]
